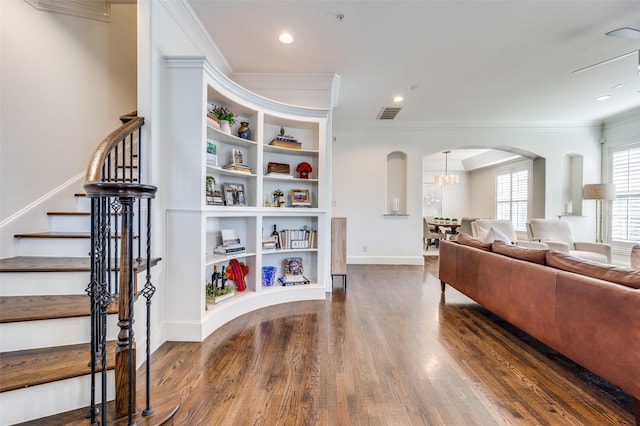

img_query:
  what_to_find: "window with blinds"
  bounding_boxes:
[496,169,528,231]
[611,145,640,243]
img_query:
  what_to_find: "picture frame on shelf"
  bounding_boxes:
[232,148,244,165]
[290,189,311,207]
[223,183,247,206]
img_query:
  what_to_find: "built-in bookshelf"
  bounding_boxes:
[163,56,331,342]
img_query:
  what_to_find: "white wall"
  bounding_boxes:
[333,124,602,264]
[0,0,137,255]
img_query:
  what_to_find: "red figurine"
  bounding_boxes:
[296,162,313,179]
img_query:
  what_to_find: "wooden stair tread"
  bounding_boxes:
[16,380,180,426]
[0,341,116,392]
[46,211,90,216]
[0,295,118,323]
[14,232,92,239]
[14,232,138,239]
[0,256,161,273]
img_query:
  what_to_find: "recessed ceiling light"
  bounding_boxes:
[612,84,625,89]
[279,33,293,44]
[596,95,611,101]
[393,96,404,103]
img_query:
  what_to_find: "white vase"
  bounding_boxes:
[220,119,231,134]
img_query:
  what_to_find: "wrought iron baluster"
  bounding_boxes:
[142,199,156,416]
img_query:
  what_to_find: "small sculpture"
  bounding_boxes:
[296,162,313,179]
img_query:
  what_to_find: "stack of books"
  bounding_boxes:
[269,135,302,150]
[214,229,246,255]
[277,228,316,250]
[222,163,251,173]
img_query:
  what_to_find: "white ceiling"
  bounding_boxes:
[188,0,640,126]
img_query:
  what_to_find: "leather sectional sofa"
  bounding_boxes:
[438,235,640,424]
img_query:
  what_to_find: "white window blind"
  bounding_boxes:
[611,145,640,243]
[496,169,528,231]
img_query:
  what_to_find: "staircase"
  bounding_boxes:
[0,114,179,425]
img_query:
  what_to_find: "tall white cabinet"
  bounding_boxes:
[164,56,331,341]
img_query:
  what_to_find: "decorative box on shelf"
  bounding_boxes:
[269,132,301,149]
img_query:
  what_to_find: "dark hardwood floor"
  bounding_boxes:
[145,258,634,425]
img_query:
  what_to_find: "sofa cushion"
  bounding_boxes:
[546,251,640,289]
[484,227,514,245]
[456,233,492,251]
[492,240,547,265]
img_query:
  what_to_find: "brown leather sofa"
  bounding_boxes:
[438,236,640,424]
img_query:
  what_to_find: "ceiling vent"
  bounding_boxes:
[376,107,402,120]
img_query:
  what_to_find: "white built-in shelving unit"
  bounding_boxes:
[163,56,331,341]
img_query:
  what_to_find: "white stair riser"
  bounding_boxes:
[17,238,137,257]
[0,372,115,426]
[48,215,91,233]
[0,316,118,353]
[48,215,127,233]
[75,196,92,211]
[0,271,91,296]
[18,237,91,257]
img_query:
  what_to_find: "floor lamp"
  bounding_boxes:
[582,184,616,243]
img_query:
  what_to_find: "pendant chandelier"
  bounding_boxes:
[434,150,459,185]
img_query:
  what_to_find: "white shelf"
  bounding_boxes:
[263,175,318,183]
[207,165,257,178]
[263,144,319,156]
[206,252,257,266]
[207,125,258,148]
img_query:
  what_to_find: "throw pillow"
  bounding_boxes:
[484,227,513,245]
[457,233,492,251]
[475,226,489,241]
[492,240,546,265]
[631,245,640,269]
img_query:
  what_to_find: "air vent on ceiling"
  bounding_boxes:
[376,107,402,120]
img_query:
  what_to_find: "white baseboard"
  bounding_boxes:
[347,255,424,265]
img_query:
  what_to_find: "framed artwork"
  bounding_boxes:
[223,183,247,206]
[290,189,310,205]
[231,148,244,165]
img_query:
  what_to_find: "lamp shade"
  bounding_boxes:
[582,183,616,200]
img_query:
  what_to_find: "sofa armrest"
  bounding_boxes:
[574,241,612,263]
[516,240,548,249]
[545,241,570,253]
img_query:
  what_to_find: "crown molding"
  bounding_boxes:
[24,0,111,22]
[159,0,233,76]
[332,120,602,132]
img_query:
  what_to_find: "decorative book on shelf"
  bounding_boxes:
[279,257,310,286]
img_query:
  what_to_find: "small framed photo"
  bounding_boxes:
[290,189,311,207]
[223,183,247,206]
